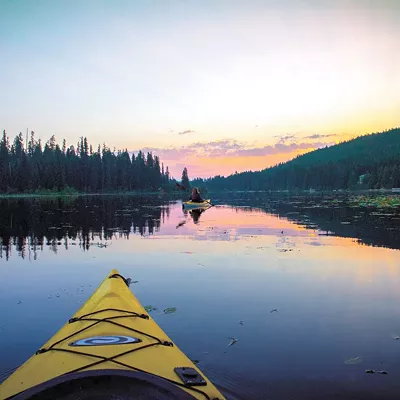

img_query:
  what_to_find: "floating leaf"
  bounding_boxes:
[345,356,362,365]
[228,337,238,347]
[377,370,388,375]
[163,307,177,315]
[144,305,153,312]
[365,369,375,374]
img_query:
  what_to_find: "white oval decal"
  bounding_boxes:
[69,335,140,346]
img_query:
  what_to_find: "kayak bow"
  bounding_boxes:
[0,270,225,400]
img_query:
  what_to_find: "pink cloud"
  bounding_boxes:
[138,140,331,159]
[133,138,335,178]
[139,139,243,159]
[274,134,296,144]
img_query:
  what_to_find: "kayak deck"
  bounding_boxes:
[0,270,224,400]
[182,199,212,209]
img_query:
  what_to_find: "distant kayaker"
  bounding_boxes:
[189,187,204,203]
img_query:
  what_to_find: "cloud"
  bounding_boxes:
[274,134,296,143]
[304,133,337,139]
[138,139,242,159]
[137,138,333,160]
[178,129,195,135]
[140,147,195,159]
[234,141,331,157]
[189,139,242,156]
[134,138,335,178]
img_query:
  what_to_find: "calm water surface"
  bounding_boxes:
[1,194,400,400]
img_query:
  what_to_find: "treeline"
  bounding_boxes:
[197,128,400,191]
[0,130,171,193]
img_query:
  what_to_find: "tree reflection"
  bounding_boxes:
[1,194,400,260]
[0,196,173,260]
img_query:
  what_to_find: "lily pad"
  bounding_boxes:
[163,307,177,314]
[345,356,362,365]
[144,305,153,312]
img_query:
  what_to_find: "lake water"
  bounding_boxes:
[1,193,400,400]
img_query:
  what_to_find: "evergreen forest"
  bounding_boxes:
[194,128,400,191]
[0,131,171,193]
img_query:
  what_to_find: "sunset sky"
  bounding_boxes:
[1,0,399,178]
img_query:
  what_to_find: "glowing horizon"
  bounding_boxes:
[1,0,399,178]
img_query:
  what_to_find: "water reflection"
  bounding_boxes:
[0,196,172,260]
[189,208,206,224]
[1,194,400,400]
[1,194,400,261]
[229,194,400,250]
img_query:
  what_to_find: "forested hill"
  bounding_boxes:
[0,131,171,193]
[196,128,400,191]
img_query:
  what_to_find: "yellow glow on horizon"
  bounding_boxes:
[165,148,319,177]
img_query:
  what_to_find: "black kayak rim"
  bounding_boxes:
[7,369,199,400]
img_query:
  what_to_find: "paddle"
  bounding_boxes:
[175,182,187,191]
[203,199,214,208]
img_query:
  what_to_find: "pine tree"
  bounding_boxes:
[181,167,190,189]
[0,130,10,191]
[165,166,170,182]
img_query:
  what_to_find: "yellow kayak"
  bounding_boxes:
[0,270,225,400]
[182,199,212,209]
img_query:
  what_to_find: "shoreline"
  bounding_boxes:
[1,188,399,199]
[0,190,181,199]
